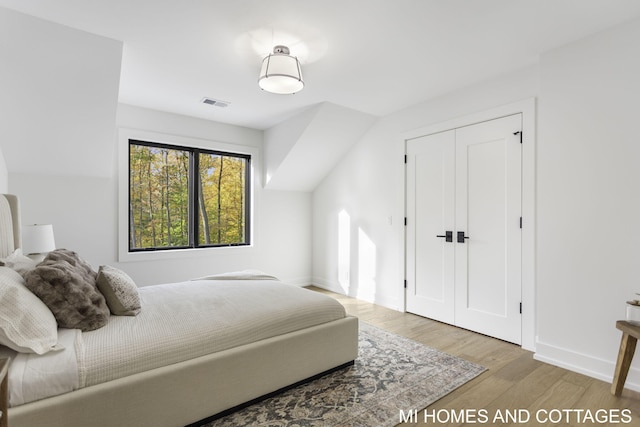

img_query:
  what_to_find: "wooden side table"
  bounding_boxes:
[612,320,640,396]
[0,357,9,427]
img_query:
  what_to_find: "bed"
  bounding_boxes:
[0,194,359,427]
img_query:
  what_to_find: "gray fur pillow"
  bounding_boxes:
[24,249,110,331]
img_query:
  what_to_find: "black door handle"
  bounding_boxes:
[436,231,453,242]
[457,231,470,243]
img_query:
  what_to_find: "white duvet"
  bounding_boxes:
[4,276,346,407]
[4,328,81,406]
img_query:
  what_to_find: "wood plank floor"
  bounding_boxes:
[309,286,640,426]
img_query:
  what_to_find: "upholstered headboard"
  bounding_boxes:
[0,194,21,258]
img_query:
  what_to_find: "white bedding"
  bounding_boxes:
[5,277,346,407]
[1,329,81,406]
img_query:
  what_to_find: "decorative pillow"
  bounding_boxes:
[96,265,141,316]
[24,249,110,332]
[0,248,38,277]
[0,266,59,354]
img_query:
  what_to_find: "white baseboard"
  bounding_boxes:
[281,276,312,287]
[310,277,403,312]
[309,277,346,293]
[534,341,640,392]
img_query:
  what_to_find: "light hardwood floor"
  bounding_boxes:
[309,286,640,427]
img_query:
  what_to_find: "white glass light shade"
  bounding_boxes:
[258,46,304,94]
[22,224,56,254]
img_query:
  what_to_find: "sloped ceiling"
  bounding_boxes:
[2,1,640,187]
[2,1,640,130]
[264,102,375,191]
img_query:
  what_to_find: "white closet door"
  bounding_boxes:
[454,114,522,344]
[406,130,455,324]
[405,114,523,345]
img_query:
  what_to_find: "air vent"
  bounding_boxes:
[201,97,230,108]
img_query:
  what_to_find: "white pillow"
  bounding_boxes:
[0,248,38,276]
[0,266,60,354]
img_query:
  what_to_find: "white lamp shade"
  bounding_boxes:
[22,224,56,254]
[258,48,304,94]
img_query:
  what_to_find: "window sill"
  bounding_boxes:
[118,244,254,263]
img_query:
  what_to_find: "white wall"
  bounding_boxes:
[312,15,640,389]
[264,102,376,191]
[534,17,640,387]
[0,6,122,267]
[9,105,313,287]
[9,173,116,265]
[312,65,538,310]
[0,148,7,193]
[0,7,122,178]
[116,105,312,286]
[264,106,317,186]
[0,8,312,287]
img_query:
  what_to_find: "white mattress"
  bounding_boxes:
[5,278,346,406]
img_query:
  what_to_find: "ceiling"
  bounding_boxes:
[1,0,640,130]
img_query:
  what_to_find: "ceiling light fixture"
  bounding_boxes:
[258,45,304,94]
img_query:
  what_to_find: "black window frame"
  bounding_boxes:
[128,139,251,252]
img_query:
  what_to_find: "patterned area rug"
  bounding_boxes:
[203,322,485,427]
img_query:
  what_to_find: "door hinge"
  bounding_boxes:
[404,217,407,226]
[404,154,407,164]
[520,217,522,229]
[513,131,523,143]
[404,279,407,289]
[519,302,522,314]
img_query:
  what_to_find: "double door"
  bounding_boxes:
[405,114,522,344]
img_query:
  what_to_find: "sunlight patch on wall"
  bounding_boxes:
[337,209,351,294]
[357,227,377,302]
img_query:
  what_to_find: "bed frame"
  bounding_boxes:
[2,194,359,427]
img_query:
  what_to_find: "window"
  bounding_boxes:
[128,140,250,251]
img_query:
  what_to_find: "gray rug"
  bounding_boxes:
[203,322,485,427]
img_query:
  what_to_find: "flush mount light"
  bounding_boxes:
[258,45,304,94]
